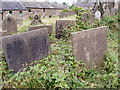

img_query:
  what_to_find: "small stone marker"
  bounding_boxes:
[2,14,17,35]
[29,24,52,34]
[1,28,50,73]
[56,19,77,39]
[72,26,108,69]
[31,14,42,25]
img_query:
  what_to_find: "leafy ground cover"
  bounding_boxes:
[0,10,119,88]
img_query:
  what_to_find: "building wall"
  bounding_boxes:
[2,8,63,23]
[30,9,62,18]
[0,14,2,30]
[3,10,29,20]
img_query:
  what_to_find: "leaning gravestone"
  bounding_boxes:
[56,19,77,39]
[1,28,50,73]
[72,26,108,69]
[2,14,17,35]
[29,24,52,34]
[31,14,42,25]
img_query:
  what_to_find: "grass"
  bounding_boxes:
[17,15,76,33]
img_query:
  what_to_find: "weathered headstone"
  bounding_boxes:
[16,18,23,25]
[1,28,50,73]
[29,24,52,34]
[82,12,95,23]
[59,10,75,18]
[103,4,111,16]
[82,12,89,22]
[31,14,42,25]
[56,19,77,39]
[2,14,17,35]
[72,26,108,69]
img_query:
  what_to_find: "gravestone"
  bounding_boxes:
[82,13,89,22]
[72,26,108,69]
[59,10,75,18]
[82,12,95,23]
[1,28,50,73]
[16,18,23,25]
[56,19,77,39]
[31,14,42,25]
[95,11,101,20]
[29,24,52,34]
[2,14,17,35]
[103,4,111,16]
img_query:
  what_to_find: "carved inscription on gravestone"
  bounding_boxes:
[72,26,108,69]
[2,28,50,72]
[29,24,53,34]
[56,19,77,39]
[2,15,17,35]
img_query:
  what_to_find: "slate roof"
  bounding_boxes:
[21,2,41,8]
[46,2,68,9]
[21,2,68,9]
[1,1,69,11]
[74,1,95,8]
[2,2,27,11]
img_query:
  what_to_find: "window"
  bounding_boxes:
[9,11,12,15]
[43,9,46,12]
[28,9,31,12]
[19,11,23,17]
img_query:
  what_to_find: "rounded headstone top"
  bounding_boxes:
[4,14,14,23]
[95,11,101,20]
[34,14,39,20]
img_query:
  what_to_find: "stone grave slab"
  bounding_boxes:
[2,15,17,35]
[1,28,50,72]
[0,30,7,37]
[71,26,108,69]
[56,19,77,39]
[29,24,52,34]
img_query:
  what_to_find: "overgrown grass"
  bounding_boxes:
[0,12,119,88]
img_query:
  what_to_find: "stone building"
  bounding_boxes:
[21,2,68,18]
[2,2,27,20]
[1,1,69,21]
[74,1,95,9]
